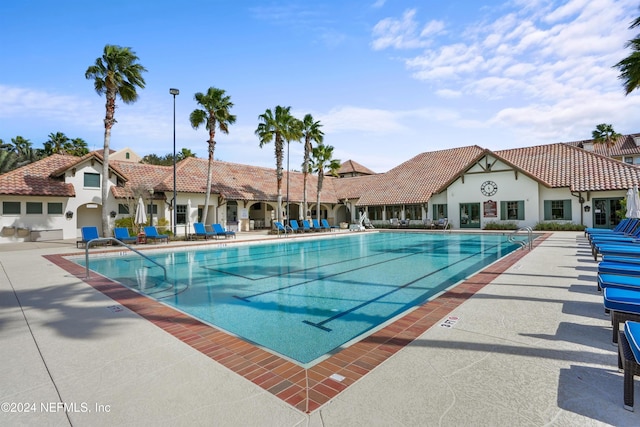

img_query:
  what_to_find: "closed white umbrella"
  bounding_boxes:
[135,197,147,226]
[633,185,640,219]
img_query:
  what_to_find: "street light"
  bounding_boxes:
[170,88,179,235]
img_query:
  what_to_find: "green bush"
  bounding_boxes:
[533,222,586,231]
[483,221,519,230]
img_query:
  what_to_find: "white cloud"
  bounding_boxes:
[371,9,444,50]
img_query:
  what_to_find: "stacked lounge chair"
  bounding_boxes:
[590,221,640,411]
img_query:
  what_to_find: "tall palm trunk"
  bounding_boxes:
[316,171,324,221]
[303,139,311,219]
[275,137,283,222]
[201,133,215,223]
[101,90,116,236]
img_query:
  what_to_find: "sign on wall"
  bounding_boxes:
[483,200,497,217]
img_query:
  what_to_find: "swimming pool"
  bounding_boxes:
[76,232,521,365]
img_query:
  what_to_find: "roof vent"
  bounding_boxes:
[583,141,594,151]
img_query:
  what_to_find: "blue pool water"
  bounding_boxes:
[76,232,521,365]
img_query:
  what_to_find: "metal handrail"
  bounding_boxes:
[508,226,532,250]
[84,237,167,280]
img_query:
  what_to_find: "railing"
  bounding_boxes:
[84,237,167,281]
[508,226,533,250]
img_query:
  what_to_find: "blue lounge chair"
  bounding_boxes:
[619,320,640,411]
[321,219,338,231]
[273,221,291,236]
[598,273,640,292]
[590,225,640,244]
[603,287,640,343]
[144,226,169,243]
[289,219,301,233]
[593,243,640,261]
[114,227,137,244]
[586,218,634,238]
[301,220,313,232]
[77,226,100,248]
[312,219,324,232]
[212,223,236,239]
[193,222,216,240]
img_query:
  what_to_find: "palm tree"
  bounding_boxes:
[11,136,39,168]
[592,123,622,157]
[256,106,301,223]
[69,138,89,156]
[614,16,640,95]
[177,148,196,160]
[300,114,324,220]
[189,87,236,223]
[43,132,70,155]
[311,144,340,222]
[0,150,17,174]
[85,44,147,236]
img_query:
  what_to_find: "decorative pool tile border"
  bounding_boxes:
[45,233,548,413]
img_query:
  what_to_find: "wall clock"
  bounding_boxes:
[481,180,498,197]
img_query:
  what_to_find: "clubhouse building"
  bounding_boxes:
[1,135,640,243]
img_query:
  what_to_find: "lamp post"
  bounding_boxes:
[170,88,179,235]
[149,188,154,226]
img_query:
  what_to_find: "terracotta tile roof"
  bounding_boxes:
[110,161,173,199]
[333,174,382,200]
[565,133,640,157]
[49,151,128,181]
[496,142,640,191]
[113,157,341,203]
[338,160,377,176]
[0,154,77,197]
[355,146,486,206]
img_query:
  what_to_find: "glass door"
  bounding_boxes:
[592,198,623,229]
[460,203,481,229]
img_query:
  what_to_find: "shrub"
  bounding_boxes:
[533,222,586,231]
[483,221,518,230]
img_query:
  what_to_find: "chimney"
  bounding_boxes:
[583,141,594,151]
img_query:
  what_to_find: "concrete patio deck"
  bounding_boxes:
[1,231,638,426]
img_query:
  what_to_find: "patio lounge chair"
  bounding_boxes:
[301,220,313,232]
[289,219,302,233]
[618,320,640,411]
[212,223,236,239]
[603,287,640,343]
[435,218,449,229]
[144,226,169,243]
[312,219,324,232]
[586,218,635,238]
[273,221,291,236]
[321,219,338,231]
[598,273,640,292]
[389,218,399,228]
[399,219,410,228]
[77,226,100,248]
[193,222,216,240]
[593,243,640,261]
[114,227,137,244]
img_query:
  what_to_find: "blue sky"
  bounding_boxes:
[1,0,639,172]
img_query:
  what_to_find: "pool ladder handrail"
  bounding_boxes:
[84,237,167,281]
[508,226,532,250]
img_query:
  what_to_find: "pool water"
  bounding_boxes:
[77,232,521,365]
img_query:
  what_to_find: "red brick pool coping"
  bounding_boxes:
[44,233,548,413]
